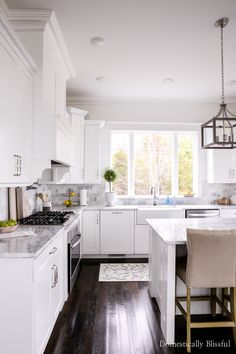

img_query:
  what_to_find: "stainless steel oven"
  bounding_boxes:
[67,215,81,293]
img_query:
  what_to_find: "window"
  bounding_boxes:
[111,131,197,196]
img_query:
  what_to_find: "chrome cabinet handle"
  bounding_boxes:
[96,213,99,224]
[49,247,57,255]
[51,264,58,288]
[13,155,22,176]
[111,211,123,214]
[81,169,85,179]
[96,169,100,178]
[71,239,81,249]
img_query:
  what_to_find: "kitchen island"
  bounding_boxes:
[147,218,236,345]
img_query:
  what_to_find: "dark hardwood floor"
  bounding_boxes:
[44,262,235,354]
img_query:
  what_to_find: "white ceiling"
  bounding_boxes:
[6,0,236,101]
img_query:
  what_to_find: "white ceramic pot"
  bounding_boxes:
[105,192,117,207]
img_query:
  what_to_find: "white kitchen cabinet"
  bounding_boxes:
[220,208,236,218]
[10,11,76,181]
[207,149,236,183]
[68,107,87,183]
[84,121,105,184]
[0,229,66,354]
[135,225,150,254]
[0,14,35,184]
[100,210,134,254]
[136,208,185,225]
[82,210,100,254]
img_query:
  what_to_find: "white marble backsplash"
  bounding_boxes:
[1,182,236,218]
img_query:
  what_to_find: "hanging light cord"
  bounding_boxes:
[220,23,225,104]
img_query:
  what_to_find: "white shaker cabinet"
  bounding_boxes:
[82,210,100,254]
[207,149,236,183]
[68,107,87,183]
[0,15,35,184]
[100,210,135,254]
[84,121,105,184]
[220,209,236,218]
[0,230,66,354]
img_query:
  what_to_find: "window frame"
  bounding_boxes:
[110,129,198,197]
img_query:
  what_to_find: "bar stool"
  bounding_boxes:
[175,228,236,353]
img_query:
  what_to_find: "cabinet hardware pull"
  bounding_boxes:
[51,264,58,288]
[96,214,99,224]
[49,247,57,255]
[111,211,123,214]
[96,169,99,178]
[71,239,80,249]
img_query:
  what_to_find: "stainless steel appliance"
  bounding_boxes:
[67,215,81,293]
[185,209,220,218]
[21,211,74,225]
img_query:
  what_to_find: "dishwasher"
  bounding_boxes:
[185,209,220,218]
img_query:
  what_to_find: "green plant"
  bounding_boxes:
[103,169,117,193]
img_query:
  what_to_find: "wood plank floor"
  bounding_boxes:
[44,263,235,354]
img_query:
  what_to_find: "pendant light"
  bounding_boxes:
[201,18,236,149]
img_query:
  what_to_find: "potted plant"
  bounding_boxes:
[103,169,117,206]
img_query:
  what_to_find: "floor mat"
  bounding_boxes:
[98,263,149,282]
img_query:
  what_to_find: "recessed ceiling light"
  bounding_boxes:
[162,78,174,84]
[90,37,106,47]
[227,80,236,86]
[96,76,105,83]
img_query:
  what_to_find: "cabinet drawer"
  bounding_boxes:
[220,209,236,218]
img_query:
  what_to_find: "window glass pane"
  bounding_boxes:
[134,134,172,195]
[178,134,193,195]
[111,133,129,195]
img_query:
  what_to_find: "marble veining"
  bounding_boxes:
[0,224,64,258]
[147,218,236,245]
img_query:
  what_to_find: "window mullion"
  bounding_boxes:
[172,134,178,196]
[129,132,134,195]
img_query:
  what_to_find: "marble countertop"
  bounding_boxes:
[0,224,64,259]
[0,213,81,259]
[147,218,236,245]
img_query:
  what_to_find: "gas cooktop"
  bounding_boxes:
[21,211,74,225]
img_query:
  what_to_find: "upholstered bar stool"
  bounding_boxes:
[176,229,236,353]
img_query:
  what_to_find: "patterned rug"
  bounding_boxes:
[99,263,149,282]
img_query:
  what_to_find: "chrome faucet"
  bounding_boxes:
[151,186,159,206]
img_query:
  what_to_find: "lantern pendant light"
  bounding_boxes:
[201,18,236,149]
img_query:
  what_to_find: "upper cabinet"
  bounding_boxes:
[9,10,76,181]
[68,107,87,183]
[0,4,36,184]
[84,120,105,184]
[207,149,236,183]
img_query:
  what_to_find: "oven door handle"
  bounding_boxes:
[71,237,81,249]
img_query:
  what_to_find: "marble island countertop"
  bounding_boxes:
[147,218,236,245]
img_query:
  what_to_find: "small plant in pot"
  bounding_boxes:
[103,169,117,206]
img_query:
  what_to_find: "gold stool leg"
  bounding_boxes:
[211,288,216,317]
[223,288,228,316]
[230,288,236,346]
[187,287,191,353]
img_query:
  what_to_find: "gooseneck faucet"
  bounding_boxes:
[151,186,159,206]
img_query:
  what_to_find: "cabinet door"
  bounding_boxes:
[220,209,236,218]
[55,73,66,117]
[49,237,64,321]
[70,114,85,183]
[15,63,33,183]
[84,124,102,184]
[0,32,18,183]
[100,210,134,254]
[207,150,231,183]
[82,211,100,254]
[135,225,149,254]
[34,254,51,354]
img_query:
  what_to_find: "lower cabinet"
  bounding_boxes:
[100,210,134,254]
[0,230,66,354]
[34,234,64,353]
[220,209,236,218]
[82,210,100,254]
[135,225,150,254]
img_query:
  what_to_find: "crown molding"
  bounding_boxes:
[5,5,76,78]
[67,95,236,106]
[0,0,37,73]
